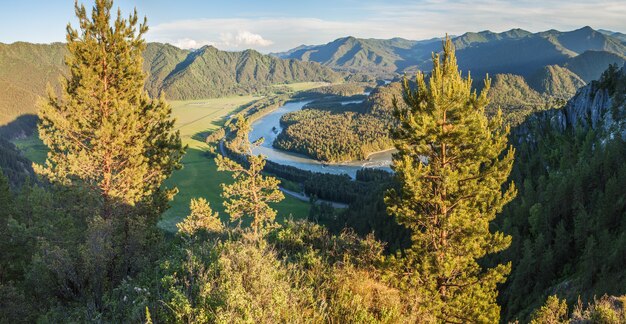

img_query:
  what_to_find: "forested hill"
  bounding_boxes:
[493,64,626,321]
[143,43,341,100]
[0,42,341,127]
[275,26,626,83]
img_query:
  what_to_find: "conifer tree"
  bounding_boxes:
[177,198,222,237]
[385,37,516,322]
[36,0,183,217]
[216,115,284,239]
[0,168,13,282]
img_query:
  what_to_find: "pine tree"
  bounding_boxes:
[177,198,222,237]
[530,295,569,324]
[385,37,516,322]
[216,115,284,240]
[0,168,14,282]
[36,0,183,217]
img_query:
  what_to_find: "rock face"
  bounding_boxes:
[514,64,626,143]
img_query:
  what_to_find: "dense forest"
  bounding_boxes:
[1,0,626,323]
[272,83,401,162]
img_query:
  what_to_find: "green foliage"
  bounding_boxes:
[176,198,223,237]
[36,0,184,212]
[486,73,564,126]
[275,108,392,162]
[530,295,569,324]
[217,116,285,239]
[152,47,341,101]
[0,137,34,187]
[528,65,586,99]
[273,83,402,162]
[293,82,373,98]
[495,127,626,321]
[530,294,626,324]
[385,38,516,322]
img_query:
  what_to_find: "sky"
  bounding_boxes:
[1,0,625,53]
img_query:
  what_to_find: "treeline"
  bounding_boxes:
[492,125,626,321]
[490,64,626,322]
[0,138,33,187]
[309,169,412,252]
[274,108,393,162]
[221,139,387,204]
[272,82,403,162]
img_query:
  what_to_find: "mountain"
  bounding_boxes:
[276,26,626,85]
[0,42,66,126]
[155,45,340,100]
[528,65,585,98]
[564,50,626,82]
[0,42,342,129]
[274,36,441,76]
[598,29,626,43]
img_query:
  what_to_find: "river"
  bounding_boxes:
[249,100,394,178]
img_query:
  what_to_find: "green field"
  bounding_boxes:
[13,135,47,165]
[11,92,320,233]
[274,81,331,92]
[160,96,312,232]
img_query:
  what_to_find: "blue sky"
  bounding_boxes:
[1,0,625,52]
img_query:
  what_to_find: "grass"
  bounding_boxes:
[161,96,311,232]
[13,135,46,165]
[10,95,312,233]
[275,82,331,92]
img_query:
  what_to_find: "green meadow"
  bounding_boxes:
[159,96,312,232]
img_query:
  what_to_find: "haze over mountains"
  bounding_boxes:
[275,26,626,93]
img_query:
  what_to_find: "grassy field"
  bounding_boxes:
[11,91,325,233]
[13,135,47,165]
[160,96,312,232]
[275,82,331,92]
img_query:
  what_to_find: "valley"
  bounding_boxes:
[1,2,625,320]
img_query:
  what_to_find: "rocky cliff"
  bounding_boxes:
[514,63,626,143]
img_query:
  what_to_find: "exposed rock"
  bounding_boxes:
[514,63,626,143]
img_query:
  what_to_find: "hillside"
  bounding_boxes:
[157,46,340,100]
[528,64,585,98]
[0,42,341,129]
[274,36,440,76]
[0,42,66,126]
[494,64,626,321]
[564,50,626,82]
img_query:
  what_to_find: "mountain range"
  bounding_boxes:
[274,26,626,92]
[2,26,625,133]
[0,42,341,127]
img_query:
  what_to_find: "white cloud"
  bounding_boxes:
[146,0,626,53]
[171,38,214,49]
[220,31,273,48]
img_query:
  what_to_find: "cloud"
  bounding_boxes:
[146,0,626,52]
[220,31,273,48]
[171,38,214,49]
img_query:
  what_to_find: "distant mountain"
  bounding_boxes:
[563,50,626,82]
[0,42,342,128]
[598,29,626,43]
[153,45,340,100]
[274,36,441,76]
[276,26,626,86]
